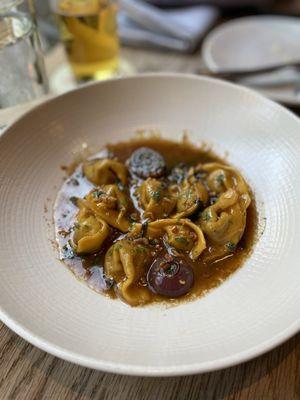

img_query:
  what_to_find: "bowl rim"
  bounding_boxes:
[0,72,299,376]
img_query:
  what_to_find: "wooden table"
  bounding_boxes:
[0,45,299,400]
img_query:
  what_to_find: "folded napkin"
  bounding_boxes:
[118,0,219,53]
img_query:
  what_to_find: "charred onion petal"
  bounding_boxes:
[147,255,194,297]
[129,147,166,179]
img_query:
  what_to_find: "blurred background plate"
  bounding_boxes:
[202,16,300,106]
[145,0,274,7]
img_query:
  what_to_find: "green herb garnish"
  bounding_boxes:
[216,174,225,185]
[134,246,147,254]
[114,243,122,251]
[107,248,113,257]
[92,189,104,199]
[129,214,138,223]
[226,242,236,252]
[175,237,189,245]
[115,178,125,192]
[69,196,78,206]
[62,243,74,259]
[119,198,128,206]
[68,178,79,186]
[202,210,211,221]
[165,263,178,276]
[152,189,162,202]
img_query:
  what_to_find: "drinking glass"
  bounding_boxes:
[50,0,120,82]
[0,0,48,108]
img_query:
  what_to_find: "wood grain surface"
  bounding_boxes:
[1,33,300,399]
[0,324,299,399]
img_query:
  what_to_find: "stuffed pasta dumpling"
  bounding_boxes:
[199,188,248,247]
[129,218,206,260]
[83,158,128,186]
[84,185,131,232]
[202,162,251,207]
[172,171,208,218]
[104,239,153,306]
[72,206,109,254]
[136,178,176,220]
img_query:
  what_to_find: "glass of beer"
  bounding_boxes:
[51,0,120,81]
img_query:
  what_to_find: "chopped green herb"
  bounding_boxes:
[74,222,81,230]
[115,178,125,192]
[114,243,122,251]
[216,174,225,185]
[129,214,138,223]
[195,199,203,207]
[82,224,90,231]
[129,221,137,230]
[226,242,236,252]
[202,210,211,221]
[134,246,147,254]
[190,199,204,220]
[165,263,178,276]
[152,189,162,202]
[107,248,113,257]
[69,196,78,206]
[62,243,74,259]
[93,189,104,199]
[68,178,79,186]
[175,237,189,245]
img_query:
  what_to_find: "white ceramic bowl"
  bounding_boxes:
[0,74,299,376]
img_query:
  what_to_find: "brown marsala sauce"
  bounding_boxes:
[54,137,257,305]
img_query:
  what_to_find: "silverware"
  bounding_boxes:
[198,61,300,81]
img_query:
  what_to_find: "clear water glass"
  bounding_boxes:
[0,1,48,108]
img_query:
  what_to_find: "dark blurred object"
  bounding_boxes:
[145,0,275,8]
[272,0,300,15]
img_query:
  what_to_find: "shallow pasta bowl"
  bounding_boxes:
[0,74,299,376]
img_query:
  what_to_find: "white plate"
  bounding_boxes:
[202,16,300,106]
[0,74,299,376]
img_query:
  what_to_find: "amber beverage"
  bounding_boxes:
[53,0,119,81]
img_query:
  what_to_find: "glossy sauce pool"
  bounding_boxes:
[54,138,257,305]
